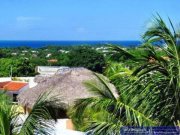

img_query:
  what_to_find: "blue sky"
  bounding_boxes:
[0,0,179,40]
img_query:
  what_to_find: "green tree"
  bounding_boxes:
[56,53,70,66]
[0,58,13,77]
[132,15,180,124]
[16,58,35,76]
[67,46,106,73]
[0,58,36,77]
[0,92,58,135]
[70,15,180,134]
[70,73,156,134]
[107,15,180,125]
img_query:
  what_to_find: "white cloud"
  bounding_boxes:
[15,16,43,30]
[76,27,87,33]
[16,16,42,22]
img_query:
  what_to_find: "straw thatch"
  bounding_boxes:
[18,68,117,110]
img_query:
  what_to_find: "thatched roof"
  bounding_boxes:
[18,68,117,109]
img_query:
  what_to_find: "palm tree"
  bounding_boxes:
[70,15,180,134]
[0,91,58,135]
[106,14,180,125]
[132,14,180,124]
[70,73,156,135]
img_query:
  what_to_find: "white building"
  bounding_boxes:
[35,66,69,75]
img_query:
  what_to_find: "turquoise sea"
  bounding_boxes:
[0,40,141,48]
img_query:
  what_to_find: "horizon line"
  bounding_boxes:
[0,40,142,41]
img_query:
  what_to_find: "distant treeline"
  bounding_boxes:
[0,45,164,77]
[0,45,107,77]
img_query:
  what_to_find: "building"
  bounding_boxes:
[0,81,29,102]
[47,59,58,64]
[35,66,69,75]
[18,68,118,133]
[0,77,37,88]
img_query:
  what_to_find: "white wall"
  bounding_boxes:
[0,77,11,82]
[16,77,37,88]
[55,119,85,135]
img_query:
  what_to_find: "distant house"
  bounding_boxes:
[46,53,52,58]
[35,66,69,75]
[22,50,28,53]
[59,49,69,53]
[11,52,17,56]
[47,59,58,63]
[31,50,38,53]
[0,81,29,102]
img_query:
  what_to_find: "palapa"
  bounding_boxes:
[18,68,117,110]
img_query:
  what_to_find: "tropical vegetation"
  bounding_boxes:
[0,46,106,76]
[0,14,179,135]
[69,15,180,134]
[0,91,59,135]
[67,46,106,73]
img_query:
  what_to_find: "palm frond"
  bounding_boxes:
[107,45,136,61]
[19,92,59,135]
[71,73,156,133]
[0,91,14,135]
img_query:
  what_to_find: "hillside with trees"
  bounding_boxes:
[0,45,107,76]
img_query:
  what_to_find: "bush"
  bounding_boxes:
[67,46,106,73]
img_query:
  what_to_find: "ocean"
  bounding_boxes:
[0,40,141,48]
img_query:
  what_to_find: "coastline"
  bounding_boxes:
[0,40,141,48]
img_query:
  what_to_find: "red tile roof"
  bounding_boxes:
[0,81,10,89]
[0,81,28,91]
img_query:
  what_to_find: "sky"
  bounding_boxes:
[0,0,179,40]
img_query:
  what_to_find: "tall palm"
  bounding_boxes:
[131,14,180,124]
[0,91,59,135]
[106,15,180,125]
[70,15,180,134]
